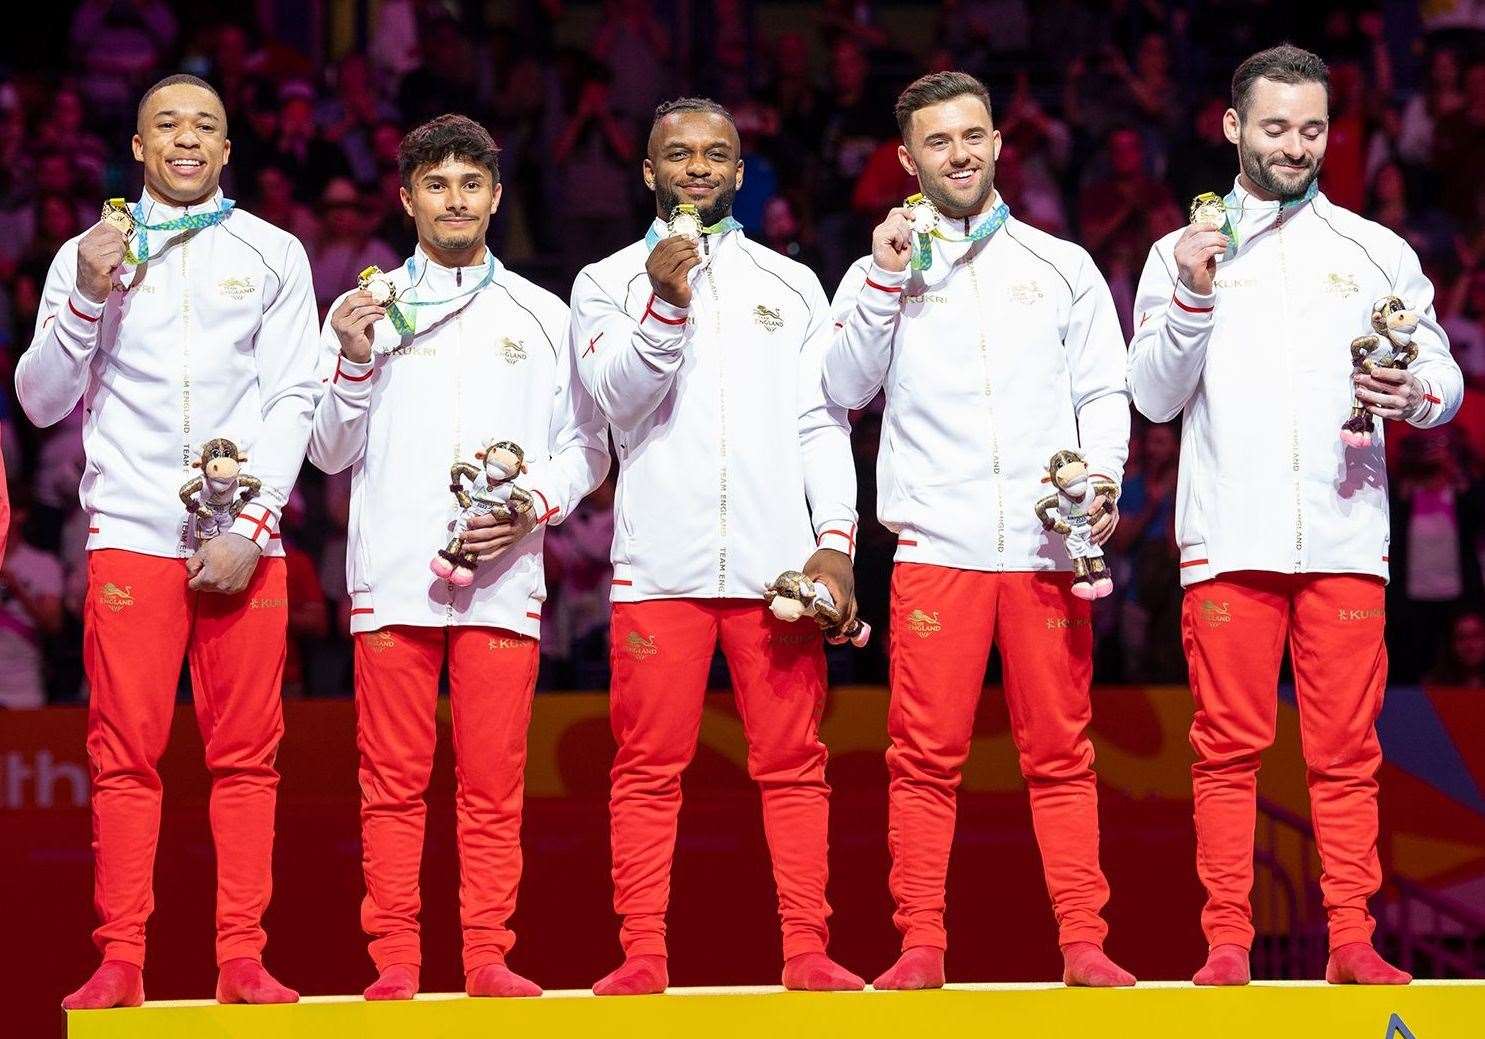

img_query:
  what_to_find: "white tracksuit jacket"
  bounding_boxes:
[569,221,858,601]
[309,247,610,637]
[824,202,1130,572]
[1128,181,1463,587]
[15,188,318,556]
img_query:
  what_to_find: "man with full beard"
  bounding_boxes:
[1129,44,1462,986]
[569,97,864,995]
[823,71,1134,989]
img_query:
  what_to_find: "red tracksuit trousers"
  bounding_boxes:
[1183,571,1387,950]
[83,548,288,968]
[607,599,833,961]
[353,625,539,973]
[886,563,1111,951]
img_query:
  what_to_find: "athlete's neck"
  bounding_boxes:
[939,185,1001,223]
[142,181,220,209]
[1236,171,1279,202]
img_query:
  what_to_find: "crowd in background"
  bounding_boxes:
[2,0,1485,704]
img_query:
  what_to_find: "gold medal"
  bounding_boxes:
[101,198,135,243]
[1189,192,1227,231]
[357,265,398,306]
[668,202,702,241]
[906,192,938,235]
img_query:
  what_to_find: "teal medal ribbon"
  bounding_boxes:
[644,215,743,252]
[385,253,498,336]
[127,198,235,264]
[906,194,1010,271]
[1216,179,1319,259]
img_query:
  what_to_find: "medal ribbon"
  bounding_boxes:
[126,198,235,264]
[385,253,498,336]
[907,195,1011,271]
[644,215,744,252]
[1216,179,1319,257]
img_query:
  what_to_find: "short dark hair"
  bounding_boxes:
[136,74,226,131]
[894,71,992,139]
[649,97,737,151]
[397,114,501,187]
[1231,44,1329,117]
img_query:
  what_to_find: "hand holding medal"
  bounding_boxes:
[1174,192,1233,295]
[330,279,388,364]
[646,204,703,308]
[76,200,134,303]
[870,205,915,273]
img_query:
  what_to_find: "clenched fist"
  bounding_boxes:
[646,235,701,308]
[1173,224,1229,296]
[871,206,914,273]
[76,221,128,303]
[330,290,386,364]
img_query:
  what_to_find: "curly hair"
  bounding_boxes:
[397,114,501,188]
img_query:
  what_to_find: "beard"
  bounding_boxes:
[1238,138,1322,202]
[428,222,485,254]
[919,158,997,219]
[656,179,737,228]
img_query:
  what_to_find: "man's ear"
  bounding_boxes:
[1223,108,1241,146]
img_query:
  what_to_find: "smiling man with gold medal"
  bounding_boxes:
[823,70,1134,991]
[19,73,319,1010]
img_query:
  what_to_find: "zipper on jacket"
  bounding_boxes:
[1276,210,1304,563]
[447,310,463,622]
[704,234,728,595]
[963,237,1005,562]
[178,235,194,554]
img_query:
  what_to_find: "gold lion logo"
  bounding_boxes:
[906,609,942,638]
[1326,272,1358,298]
[1009,280,1045,304]
[219,276,257,300]
[623,631,658,660]
[1201,600,1232,626]
[99,582,134,613]
[499,337,527,365]
[753,304,784,333]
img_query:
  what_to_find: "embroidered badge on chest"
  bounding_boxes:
[1009,280,1045,305]
[219,276,256,300]
[499,337,528,364]
[1326,272,1359,298]
[753,304,784,333]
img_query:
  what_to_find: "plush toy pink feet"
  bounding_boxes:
[449,565,476,587]
[1072,581,1097,601]
[1090,577,1114,599]
[430,555,455,578]
[1340,430,1373,448]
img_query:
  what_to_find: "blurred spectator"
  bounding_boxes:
[552,60,638,276]
[0,491,64,708]
[541,478,616,690]
[1433,61,1485,230]
[251,165,320,246]
[591,0,673,122]
[1387,429,1485,682]
[270,82,353,200]
[1110,421,1184,682]
[1398,47,1464,170]
[1426,611,1485,687]
[308,178,400,315]
[318,53,399,186]
[761,195,823,270]
[816,38,889,283]
[69,0,179,136]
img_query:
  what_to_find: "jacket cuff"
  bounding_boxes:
[640,292,689,330]
[814,520,858,561]
[859,262,908,315]
[331,355,376,399]
[1406,374,1446,427]
[1170,280,1216,324]
[59,287,106,342]
[524,484,562,526]
[229,502,278,551]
